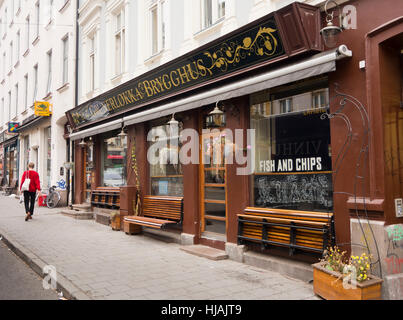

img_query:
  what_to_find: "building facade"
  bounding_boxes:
[0,0,76,199]
[69,0,403,295]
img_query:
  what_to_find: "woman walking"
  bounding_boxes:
[20,162,41,221]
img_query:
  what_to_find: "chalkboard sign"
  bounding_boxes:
[253,173,333,212]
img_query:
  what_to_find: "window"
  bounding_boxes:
[46,0,54,23]
[148,121,184,197]
[33,64,38,103]
[62,36,68,84]
[46,50,52,94]
[24,136,30,171]
[89,36,95,91]
[24,74,28,110]
[200,0,225,30]
[2,52,5,79]
[26,15,30,51]
[101,133,127,187]
[8,91,11,122]
[35,2,40,39]
[115,11,125,75]
[14,83,18,118]
[149,0,167,55]
[16,30,20,62]
[250,78,332,213]
[9,41,13,70]
[1,98,4,127]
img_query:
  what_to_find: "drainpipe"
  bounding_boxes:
[71,0,80,206]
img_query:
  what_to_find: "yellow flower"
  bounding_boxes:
[363,274,367,280]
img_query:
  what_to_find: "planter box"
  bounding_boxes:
[312,262,383,300]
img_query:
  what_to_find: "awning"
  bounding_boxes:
[69,118,123,141]
[17,116,50,133]
[123,45,352,126]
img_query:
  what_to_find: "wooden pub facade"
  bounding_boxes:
[67,0,403,282]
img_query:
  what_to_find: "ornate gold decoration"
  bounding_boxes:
[204,27,279,74]
[131,138,141,216]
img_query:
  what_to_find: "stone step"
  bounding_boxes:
[180,245,228,261]
[243,250,314,283]
[94,212,110,226]
[71,203,92,212]
[60,210,94,220]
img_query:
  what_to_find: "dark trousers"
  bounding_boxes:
[23,191,36,215]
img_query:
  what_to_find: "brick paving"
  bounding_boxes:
[0,194,318,300]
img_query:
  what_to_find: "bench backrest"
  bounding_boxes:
[238,207,335,254]
[244,207,333,224]
[143,196,183,222]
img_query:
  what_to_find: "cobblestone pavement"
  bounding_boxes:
[0,194,318,300]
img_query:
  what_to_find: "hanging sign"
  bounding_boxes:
[34,101,52,116]
[8,122,20,133]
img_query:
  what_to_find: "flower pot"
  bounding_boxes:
[312,262,383,300]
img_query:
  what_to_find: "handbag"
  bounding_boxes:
[21,171,31,192]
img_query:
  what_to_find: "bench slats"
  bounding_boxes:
[124,195,183,232]
[238,207,335,256]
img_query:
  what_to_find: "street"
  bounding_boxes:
[0,240,58,300]
[0,195,318,300]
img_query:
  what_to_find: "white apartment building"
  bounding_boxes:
[0,0,77,196]
[76,0,324,106]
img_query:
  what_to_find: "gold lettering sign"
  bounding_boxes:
[68,16,284,128]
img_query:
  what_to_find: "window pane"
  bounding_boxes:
[102,135,127,187]
[203,0,212,28]
[250,82,333,212]
[149,123,184,196]
[218,0,225,19]
[151,7,158,54]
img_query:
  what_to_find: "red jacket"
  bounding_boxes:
[20,170,41,193]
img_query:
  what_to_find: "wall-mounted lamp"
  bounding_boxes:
[87,137,94,147]
[118,127,127,138]
[320,0,345,48]
[206,101,226,128]
[78,139,87,147]
[167,113,179,126]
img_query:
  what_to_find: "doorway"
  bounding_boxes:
[200,129,228,237]
[83,143,94,203]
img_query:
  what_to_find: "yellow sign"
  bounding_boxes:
[34,101,52,116]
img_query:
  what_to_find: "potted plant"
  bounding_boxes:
[110,211,121,231]
[312,246,383,300]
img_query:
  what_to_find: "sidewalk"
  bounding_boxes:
[0,194,318,300]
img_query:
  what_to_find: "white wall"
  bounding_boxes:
[77,0,328,108]
[0,0,77,189]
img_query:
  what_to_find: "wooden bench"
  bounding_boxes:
[237,207,335,256]
[124,195,183,234]
[4,179,18,196]
[91,187,120,209]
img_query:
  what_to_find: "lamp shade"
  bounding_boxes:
[320,23,343,48]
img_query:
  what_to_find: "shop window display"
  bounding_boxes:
[101,134,127,187]
[250,78,333,212]
[149,122,184,197]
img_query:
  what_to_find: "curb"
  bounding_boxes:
[0,228,92,300]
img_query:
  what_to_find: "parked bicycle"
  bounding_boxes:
[46,186,61,209]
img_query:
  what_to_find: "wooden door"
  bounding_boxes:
[83,145,94,203]
[200,129,228,235]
